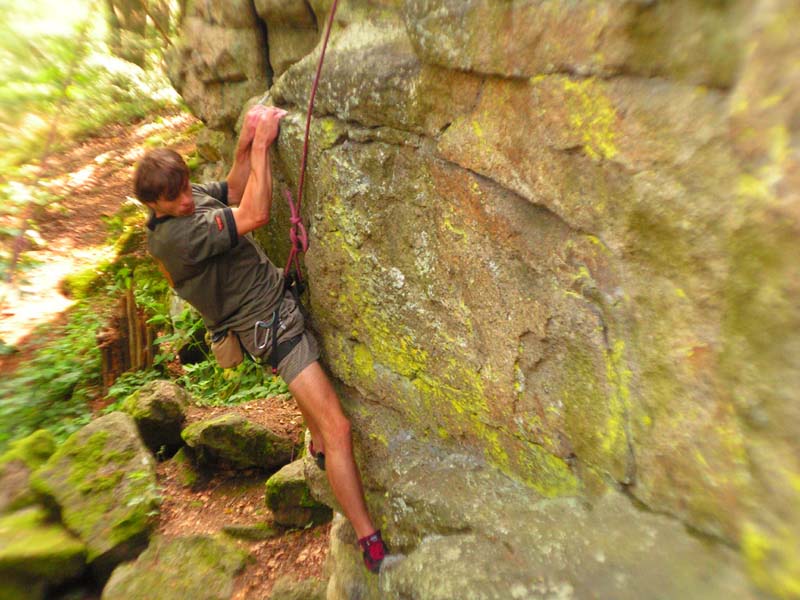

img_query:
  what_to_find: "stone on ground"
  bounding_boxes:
[222,522,279,541]
[30,412,160,578]
[0,429,56,513]
[265,459,332,528]
[171,446,200,487]
[121,379,189,457]
[269,574,327,600]
[181,412,295,470]
[101,535,249,600]
[0,506,86,594]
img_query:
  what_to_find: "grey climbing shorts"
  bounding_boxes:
[235,290,320,386]
[276,330,320,385]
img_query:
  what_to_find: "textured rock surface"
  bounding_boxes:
[122,379,189,456]
[265,459,332,528]
[0,506,86,590]
[166,0,270,131]
[169,0,800,596]
[30,412,160,577]
[269,574,327,600]
[181,413,295,470]
[101,535,248,600]
[0,429,56,513]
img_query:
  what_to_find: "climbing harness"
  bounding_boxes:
[256,0,340,374]
[253,291,302,374]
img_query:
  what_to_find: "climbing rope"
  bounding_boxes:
[283,0,340,281]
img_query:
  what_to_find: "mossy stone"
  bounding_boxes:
[0,506,86,584]
[0,429,56,470]
[221,522,279,541]
[122,380,189,457]
[0,430,57,514]
[102,535,249,600]
[265,460,332,528]
[171,447,200,488]
[30,412,160,579]
[181,413,294,470]
[0,578,45,600]
[269,575,327,600]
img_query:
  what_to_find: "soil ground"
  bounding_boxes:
[0,112,330,598]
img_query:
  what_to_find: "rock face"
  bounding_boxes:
[166,0,270,132]
[168,0,800,597]
[121,379,189,456]
[181,413,295,469]
[30,412,160,578]
[102,535,248,600]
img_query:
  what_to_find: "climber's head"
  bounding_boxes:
[133,148,194,217]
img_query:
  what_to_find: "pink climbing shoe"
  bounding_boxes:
[359,530,388,574]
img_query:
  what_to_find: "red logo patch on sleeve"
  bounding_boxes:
[215,215,224,231]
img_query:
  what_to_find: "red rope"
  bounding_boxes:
[284,0,340,278]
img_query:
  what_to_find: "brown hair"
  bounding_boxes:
[133,148,189,204]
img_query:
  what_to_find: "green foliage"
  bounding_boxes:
[102,369,165,414]
[178,359,289,407]
[0,304,103,451]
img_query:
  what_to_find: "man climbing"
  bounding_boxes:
[132,104,387,573]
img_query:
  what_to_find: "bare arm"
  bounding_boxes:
[226,106,260,206]
[230,106,287,235]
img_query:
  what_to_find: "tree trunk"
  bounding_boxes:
[96,282,157,394]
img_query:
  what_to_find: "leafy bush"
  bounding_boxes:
[178,359,289,407]
[0,304,104,450]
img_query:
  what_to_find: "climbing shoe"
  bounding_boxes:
[359,530,387,574]
[309,441,325,471]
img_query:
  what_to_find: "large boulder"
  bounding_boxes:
[102,535,248,600]
[181,413,295,470]
[122,379,189,457]
[166,0,800,595]
[0,506,87,598]
[254,0,319,77]
[30,412,160,578]
[325,429,757,599]
[265,459,332,528]
[0,429,56,513]
[166,0,270,130]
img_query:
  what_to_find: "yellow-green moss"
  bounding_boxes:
[560,77,619,161]
[602,340,631,456]
[560,339,630,480]
[0,429,56,470]
[742,522,800,599]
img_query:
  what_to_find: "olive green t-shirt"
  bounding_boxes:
[146,182,283,332]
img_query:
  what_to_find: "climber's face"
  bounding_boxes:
[151,181,195,218]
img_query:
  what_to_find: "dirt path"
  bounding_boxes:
[0,113,330,597]
[0,113,195,371]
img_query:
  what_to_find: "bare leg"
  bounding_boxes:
[294,400,324,454]
[288,361,375,539]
